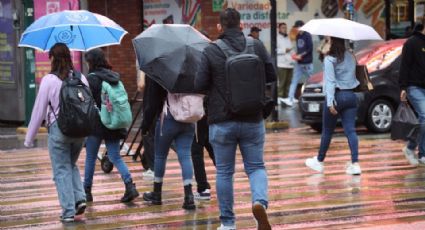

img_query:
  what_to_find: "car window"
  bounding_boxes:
[365,46,403,73]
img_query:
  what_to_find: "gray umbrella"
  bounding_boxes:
[132,24,210,93]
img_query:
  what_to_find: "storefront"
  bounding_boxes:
[0,0,25,122]
[386,0,425,39]
[142,1,424,57]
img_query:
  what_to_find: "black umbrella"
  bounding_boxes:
[132,24,210,93]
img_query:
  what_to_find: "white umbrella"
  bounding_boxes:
[299,18,382,41]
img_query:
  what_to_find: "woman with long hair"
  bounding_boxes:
[305,37,362,175]
[24,43,87,222]
[83,48,139,203]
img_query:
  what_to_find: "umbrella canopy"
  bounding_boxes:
[19,10,127,52]
[299,18,382,41]
[133,24,210,93]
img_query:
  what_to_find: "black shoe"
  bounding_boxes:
[75,200,86,215]
[121,179,140,203]
[84,186,93,202]
[182,184,196,210]
[182,195,196,210]
[143,182,162,205]
[143,191,162,205]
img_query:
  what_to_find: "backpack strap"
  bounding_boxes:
[214,37,256,57]
[87,72,98,78]
[244,37,255,54]
[214,39,234,58]
[72,70,81,79]
[47,102,58,127]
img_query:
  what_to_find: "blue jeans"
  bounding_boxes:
[406,86,425,158]
[288,63,313,100]
[48,122,85,218]
[317,90,359,163]
[154,112,195,185]
[209,120,268,226]
[84,136,132,188]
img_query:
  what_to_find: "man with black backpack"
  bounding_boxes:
[195,8,276,230]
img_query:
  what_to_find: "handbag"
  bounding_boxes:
[354,64,373,92]
[351,52,373,92]
[391,102,419,140]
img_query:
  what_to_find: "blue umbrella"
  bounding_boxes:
[18,10,127,52]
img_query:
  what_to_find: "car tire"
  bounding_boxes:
[366,99,394,133]
[310,123,322,133]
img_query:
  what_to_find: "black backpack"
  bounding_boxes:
[49,71,99,138]
[215,37,266,115]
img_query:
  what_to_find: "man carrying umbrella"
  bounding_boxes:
[195,8,276,230]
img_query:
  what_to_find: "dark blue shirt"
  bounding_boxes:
[296,31,313,64]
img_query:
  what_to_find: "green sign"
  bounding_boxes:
[212,0,225,12]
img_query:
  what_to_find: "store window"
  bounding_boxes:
[389,0,425,38]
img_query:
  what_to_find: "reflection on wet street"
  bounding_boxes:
[2,116,425,229]
[278,104,303,128]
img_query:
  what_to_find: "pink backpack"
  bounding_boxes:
[163,93,205,123]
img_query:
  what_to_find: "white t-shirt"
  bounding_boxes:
[277,33,294,69]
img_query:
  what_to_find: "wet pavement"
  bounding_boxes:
[2,109,425,229]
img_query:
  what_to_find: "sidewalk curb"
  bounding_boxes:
[15,123,286,134]
[16,127,48,135]
[265,121,289,130]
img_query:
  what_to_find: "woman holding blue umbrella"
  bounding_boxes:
[24,43,88,222]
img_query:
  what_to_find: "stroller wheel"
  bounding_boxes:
[101,155,114,173]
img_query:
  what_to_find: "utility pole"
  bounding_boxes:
[384,0,391,40]
[270,0,278,121]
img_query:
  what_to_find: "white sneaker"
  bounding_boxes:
[346,162,361,175]
[278,97,285,105]
[142,169,154,180]
[419,157,425,165]
[281,98,294,107]
[403,146,419,166]
[217,224,236,230]
[305,156,324,173]
[293,98,299,103]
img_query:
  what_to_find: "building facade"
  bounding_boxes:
[1,0,424,123]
